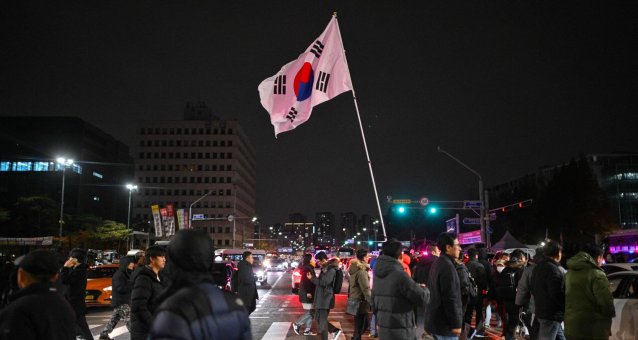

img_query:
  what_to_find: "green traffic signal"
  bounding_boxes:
[429,207,437,214]
[397,206,406,214]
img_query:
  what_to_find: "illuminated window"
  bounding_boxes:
[12,162,32,171]
[33,162,51,171]
[0,162,11,171]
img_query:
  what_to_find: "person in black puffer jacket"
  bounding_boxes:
[148,229,251,340]
[531,240,566,340]
[59,248,92,340]
[130,246,166,340]
[98,256,135,340]
[372,239,427,340]
[293,253,317,336]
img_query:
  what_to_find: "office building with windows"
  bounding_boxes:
[132,103,256,248]
[0,116,133,227]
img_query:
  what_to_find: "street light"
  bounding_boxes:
[189,190,213,227]
[126,184,138,249]
[437,146,488,248]
[56,157,74,243]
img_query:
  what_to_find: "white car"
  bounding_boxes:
[602,263,638,275]
[608,271,638,339]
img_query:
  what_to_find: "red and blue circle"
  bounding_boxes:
[293,62,314,101]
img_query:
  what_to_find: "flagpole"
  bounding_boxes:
[333,13,388,242]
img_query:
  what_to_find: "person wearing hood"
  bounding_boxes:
[0,250,77,340]
[130,245,165,340]
[59,247,92,340]
[99,256,136,340]
[148,229,251,340]
[372,239,428,340]
[426,232,463,339]
[307,252,342,340]
[495,249,526,340]
[565,244,615,340]
[349,249,372,340]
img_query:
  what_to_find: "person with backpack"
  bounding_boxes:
[454,250,474,339]
[495,250,526,340]
[293,254,318,336]
[307,251,342,340]
[348,249,372,340]
[236,251,258,315]
[464,248,486,338]
[372,239,428,339]
[148,229,251,339]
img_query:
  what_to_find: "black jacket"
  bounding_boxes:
[0,282,77,340]
[465,258,487,294]
[236,260,258,312]
[298,264,316,304]
[372,255,427,339]
[426,254,463,337]
[59,263,88,317]
[111,257,133,307]
[130,265,164,340]
[531,258,565,321]
[412,255,437,285]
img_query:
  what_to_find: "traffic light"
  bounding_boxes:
[368,241,373,245]
[428,207,437,214]
[397,205,406,214]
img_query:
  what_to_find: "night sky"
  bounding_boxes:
[2,1,637,229]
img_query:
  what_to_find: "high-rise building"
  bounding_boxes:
[0,117,132,230]
[315,212,335,244]
[132,103,256,248]
[340,212,357,241]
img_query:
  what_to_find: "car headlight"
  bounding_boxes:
[256,270,264,276]
[102,286,112,291]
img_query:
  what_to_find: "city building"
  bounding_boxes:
[489,153,638,230]
[315,212,335,244]
[340,212,357,242]
[0,116,133,231]
[132,102,257,248]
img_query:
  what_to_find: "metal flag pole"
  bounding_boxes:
[333,13,387,241]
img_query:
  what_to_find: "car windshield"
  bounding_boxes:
[87,267,118,279]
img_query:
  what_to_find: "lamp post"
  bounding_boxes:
[437,146,487,248]
[56,157,74,244]
[126,184,138,249]
[189,190,213,227]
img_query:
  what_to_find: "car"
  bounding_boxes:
[252,260,267,286]
[607,271,638,339]
[602,263,638,275]
[85,264,119,307]
[267,258,287,272]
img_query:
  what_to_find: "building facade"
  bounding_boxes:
[132,103,257,248]
[0,116,132,234]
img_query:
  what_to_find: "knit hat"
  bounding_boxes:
[167,229,214,272]
[16,249,60,277]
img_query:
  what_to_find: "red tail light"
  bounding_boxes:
[293,270,302,277]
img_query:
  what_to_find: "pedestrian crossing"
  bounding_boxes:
[89,323,128,340]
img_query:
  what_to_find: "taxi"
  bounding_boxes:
[85,264,119,307]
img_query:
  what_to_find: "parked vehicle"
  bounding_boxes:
[211,261,234,291]
[85,264,119,307]
[602,263,638,275]
[607,271,638,339]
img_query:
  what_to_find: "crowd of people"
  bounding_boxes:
[0,230,619,340]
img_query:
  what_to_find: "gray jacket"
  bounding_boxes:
[310,258,340,310]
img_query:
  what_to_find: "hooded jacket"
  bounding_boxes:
[564,252,615,339]
[130,265,164,340]
[298,263,316,304]
[531,257,565,321]
[372,255,427,340]
[426,253,462,337]
[310,258,340,309]
[348,259,371,312]
[111,256,134,307]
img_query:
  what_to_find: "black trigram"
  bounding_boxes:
[286,107,298,123]
[274,75,286,95]
[315,71,330,92]
[310,40,324,58]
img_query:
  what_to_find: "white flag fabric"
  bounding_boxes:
[258,16,353,136]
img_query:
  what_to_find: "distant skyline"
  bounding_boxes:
[2,1,637,230]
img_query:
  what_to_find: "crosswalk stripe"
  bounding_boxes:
[261,321,290,340]
[331,321,346,340]
[88,324,101,330]
[92,325,128,340]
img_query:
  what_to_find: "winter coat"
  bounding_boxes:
[564,252,615,339]
[426,254,463,337]
[298,263,316,304]
[310,258,340,310]
[111,256,134,307]
[130,265,164,340]
[59,262,88,318]
[531,258,565,321]
[515,263,535,313]
[401,254,412,277]
[412,255,437,285]
[149,282,251,340]
[465,258,487,294]
[456,261,471,305]
[348,259,371,313]
[236,260,258,311]
[494,261,524,301]
[0,282,77,340]
[372,255,427,340]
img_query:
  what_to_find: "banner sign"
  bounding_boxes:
[151,205,163,237]
[458,230,482,245]
[0,236,53,246]
[166,204,175,236]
